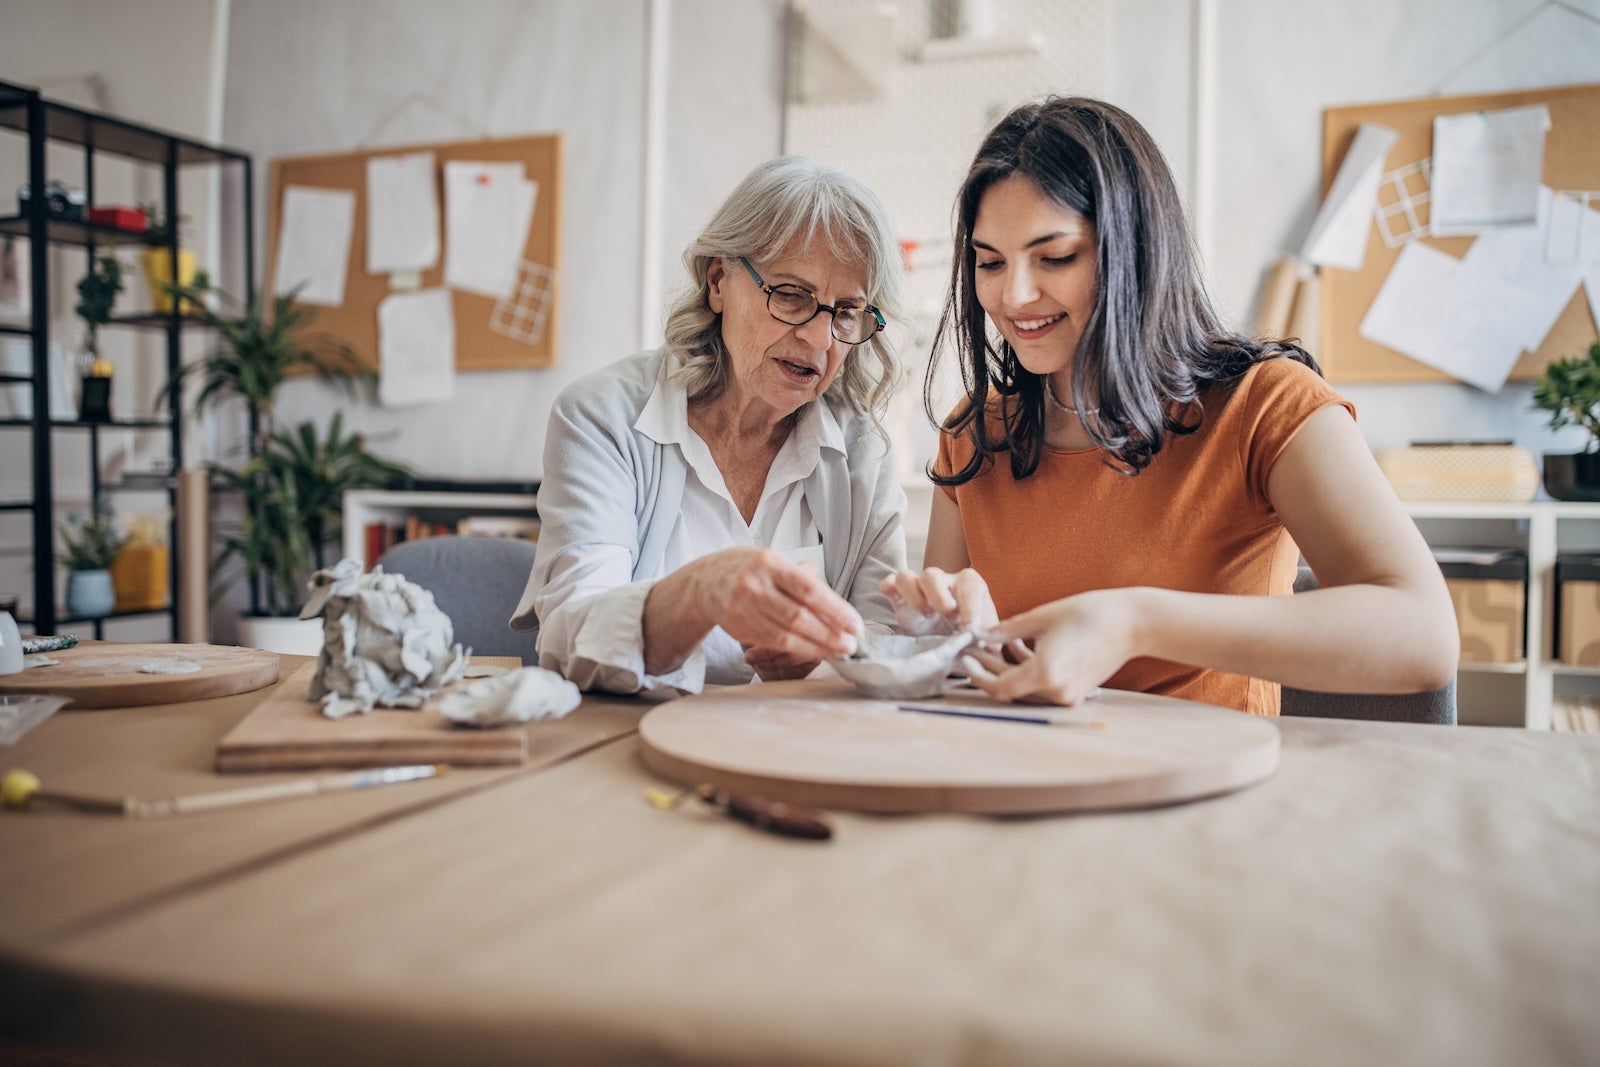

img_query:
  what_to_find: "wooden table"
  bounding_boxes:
[1,659,1597,1067]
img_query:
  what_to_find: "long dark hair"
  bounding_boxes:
[930,96,1317,486]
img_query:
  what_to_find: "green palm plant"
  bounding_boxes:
[210,414,409,616]
[161,279,371,448]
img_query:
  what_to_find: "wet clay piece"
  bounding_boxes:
[828,631,974,700]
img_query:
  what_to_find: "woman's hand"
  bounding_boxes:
[878,567,999,636]
[961,589,1139,705]
[742,644,821,682]
[697,546,862,657]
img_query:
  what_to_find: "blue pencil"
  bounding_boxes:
[896,703,1104,727]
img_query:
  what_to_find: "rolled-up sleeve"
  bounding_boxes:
[520,368,704,695]
[534,548,705,694]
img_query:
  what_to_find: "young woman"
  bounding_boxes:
[882,97,1457,713]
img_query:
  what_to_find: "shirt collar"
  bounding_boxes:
[635,361,849,459]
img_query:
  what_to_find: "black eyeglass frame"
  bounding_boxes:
[737,257,885,345]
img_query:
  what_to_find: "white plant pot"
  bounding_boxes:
[236,614,323,656]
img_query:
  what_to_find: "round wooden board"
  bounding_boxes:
[639,678,1280,814]
[0,643,281,709]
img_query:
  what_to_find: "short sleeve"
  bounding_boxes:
[1237,358,1357,509]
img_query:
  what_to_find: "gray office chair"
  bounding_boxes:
[1279,567,1456,724]
[375,536,539,664]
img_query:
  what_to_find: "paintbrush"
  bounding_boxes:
[1,764,445,818]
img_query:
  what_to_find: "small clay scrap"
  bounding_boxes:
[300,559,469,719]
[828,631,975,700]
[438,667,581,727]
[138,659,202,675]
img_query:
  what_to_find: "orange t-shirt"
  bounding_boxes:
[936,357,1354,716]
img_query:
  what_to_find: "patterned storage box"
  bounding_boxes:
[1555,554,1600,666]
[1438,551,1526,664]
[1376,444,1539,503]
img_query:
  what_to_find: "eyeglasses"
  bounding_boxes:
[738,258,885,346]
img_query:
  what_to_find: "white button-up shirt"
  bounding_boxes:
[538,368,835,691]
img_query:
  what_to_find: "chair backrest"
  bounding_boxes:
[1279,566,1456,725]
[375,536,539,664]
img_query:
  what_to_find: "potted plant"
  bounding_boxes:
[210,413,409,626]
[73,252,122,421]
[1532,343,1600,501]
[162,279,371,449]
[161,280,395,650]
[57,508,126,618]
[140,204,197,315]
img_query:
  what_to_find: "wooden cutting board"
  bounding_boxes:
[0,643,280,709]
[639,677,1280,815]
[215,659,525,771]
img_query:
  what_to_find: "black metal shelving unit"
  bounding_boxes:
[0,79,254,637]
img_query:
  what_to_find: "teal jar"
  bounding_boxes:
[65,569,115,618]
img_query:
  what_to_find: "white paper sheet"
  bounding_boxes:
[1463,187,1585,351]
[1545,190,1600,265]
[1359,241,1544,392]
[1302,122,1398,270]
[366,151,440,275]
[377,288,455,407]
[443,161,537,299]
[1430,104,1550,237]
[1586,269,1600,336]
[273,185,356,306]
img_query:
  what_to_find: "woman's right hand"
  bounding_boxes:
[878,567,999,636]
[691,547,863,662]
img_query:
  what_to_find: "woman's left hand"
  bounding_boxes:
[961,589,1138,705]
[742,644,820,682]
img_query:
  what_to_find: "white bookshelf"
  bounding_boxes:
[1405,501,1600,730]
[343,489,540,568]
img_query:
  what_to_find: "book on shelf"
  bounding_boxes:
[455,515,541,539]
[362,513,541,569]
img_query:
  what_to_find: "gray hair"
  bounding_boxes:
[662,156,905,425]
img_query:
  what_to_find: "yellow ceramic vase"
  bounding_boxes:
[142,248,197,315]
[110,545,170,611]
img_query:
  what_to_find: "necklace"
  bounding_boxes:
[1043,376,1099,417]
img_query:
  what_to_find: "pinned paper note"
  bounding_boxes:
[1359,241,1550,392]
[366,151,440,274]
[1545,190,1600,265]
[273,185,356,306]
[1465,187,1584,352]
[443,161,537,299]
[377,288,455,407]
[1430,104,1550,237]
[1302,122,1398,270]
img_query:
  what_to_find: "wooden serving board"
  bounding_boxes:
[639,678,1280,815]
[0,643,280,709]
[215,659,525,772]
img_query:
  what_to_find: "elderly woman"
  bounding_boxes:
[511,156,907,694]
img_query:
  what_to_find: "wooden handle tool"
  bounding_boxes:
[2,765,445,818]
[646,783,833,841]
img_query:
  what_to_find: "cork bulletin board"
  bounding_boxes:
[266,133,562,371]
[1319,82,1600,384]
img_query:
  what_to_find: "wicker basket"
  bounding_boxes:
[1375,444,1539,503]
